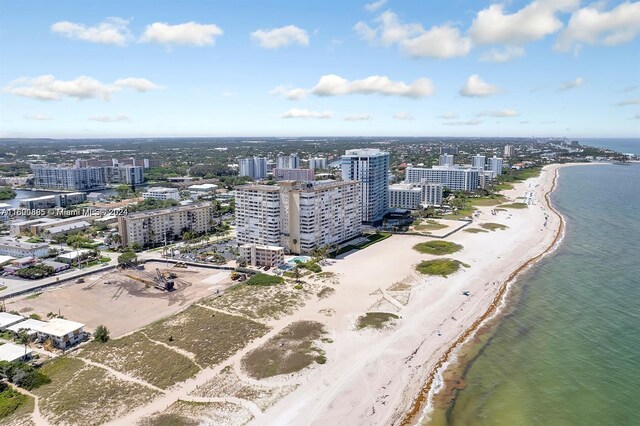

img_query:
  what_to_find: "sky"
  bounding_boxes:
[1,0,639,138]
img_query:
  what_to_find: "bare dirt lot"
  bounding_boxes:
[5,262,233,337]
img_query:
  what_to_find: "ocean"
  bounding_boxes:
[429,163,640,425]
[578,138,640,155]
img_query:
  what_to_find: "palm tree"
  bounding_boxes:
[17,329,30,357]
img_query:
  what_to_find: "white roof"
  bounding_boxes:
[189,183,218,190]
[0,342,32,362]
[0,312,26,329]
[57,249,92,260]
[0,255,16,264]
[7,318,47,334]
[31,318,84,338]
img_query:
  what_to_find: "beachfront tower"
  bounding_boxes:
[471,154,486,170]
[438,154,454,167]
[341,148,390,224]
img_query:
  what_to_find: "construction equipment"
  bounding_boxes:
[123,267,174,292]
[155,268,175,291]
[173,262,187,268]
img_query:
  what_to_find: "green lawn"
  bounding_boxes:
[413,241,463,255]
[356,312,399,330]
[499,202,528,209]
[480,223,509,231]
[416,259,469,277]
[469,196,506,206]
[414,219,447,231]
[245,274,284,286]
[463,228,489,234]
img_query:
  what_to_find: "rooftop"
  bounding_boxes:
[31,318,85,338]
[0,342,33,362]
[124,202,212,219]
[0,312,25,329]
[45,221,90,234]
[57,249,92,260]
[0,238,49,250]
[7,318,46,334]
[144,187,180,194]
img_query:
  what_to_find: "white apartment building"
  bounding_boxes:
[273,168,315,182]
[142,187,181,201]
[308,157,327,170]
[471,154,486,170]
[341,148,389,223]
[488,156,503,178]
[235,180,362,254]
[276,153,300,170]
[0,238,49,258]
[117,203,216,247]
[439,154,455,167]
[188,183,218,199]
[20,192,86,210]
[405,166,479,192]
[420,182,444,206]
[389,184,423,210]
[238,157,268,179]
[31,164,143,191]
[504,145,515,157]
[238,244,284,268]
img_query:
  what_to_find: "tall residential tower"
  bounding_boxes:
[341,148,390,224]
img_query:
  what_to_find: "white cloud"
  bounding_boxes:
[519,120,530,124]
[558,77,584,91]
[3,75,160,101]
[344,114,371,121]
[251,25,309,49]
[634,113,640,120]
[480,46,525,62]
[269,85,307,100]
[459,75,502,97]
[23,114,53,121]
[113,78,160,92]
[354,11,471,58]
[393,112,414,120]
[469,0,578,45]
[556,2,640,51]
[365,0,387,12]
[281,108,332,119]
[616,98,640,106]
[312,74,434,98]
[439,112,459,119]
[443,119,483,126]
[478,109,520,117]
[51,17,130,46]
[88,114,131,122]
[140,22,223,46]
[622,85,638,93]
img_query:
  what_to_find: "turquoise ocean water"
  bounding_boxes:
[434,163,640,425]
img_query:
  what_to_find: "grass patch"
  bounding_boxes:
[317,286,335,299]
[143,400,253,426]
[414,219,447,231]
[245,274,284,286]
[469,196,505,206]
[499,202,528,209]
[204,282,308,320]
[81,332,200,389]
[242,321,326,379]
[416,259,469,277]
[333,232,391,256]
[0,385,28,419]
[0,286,6,292]
[413,241,463,255]
[139,413,199,426]
[356,312,399,330]
[34,357,159,425]
[144,306,270,367]
[463,228,489,234]
[480,223,509,231]
[25,292,41,299]
[492,183,514,191]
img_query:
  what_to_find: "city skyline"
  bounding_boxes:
[1,0,639,138]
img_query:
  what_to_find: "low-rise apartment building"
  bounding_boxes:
[142,187,181,201]
[0,238,49,258]
[239,244,284,267]
[405,166,479,192]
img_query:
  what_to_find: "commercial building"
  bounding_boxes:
[142,187,181,201]
[273,168,315,182]
[238,157,268,179]
[439,154,455,167]
[238,244,284,268]
[117,202,216,247]
[188,183,218,199]
[309,157,327,170]
[504,145,515,157]
[56,249,93,264]
[235,180,362,254]
[20,192,86,210]
[405,166,479,192]
[276,153,300,170]
[341,148,389,223]
[0,238,49,258]
[388,184,423,210]
[32,164,143,191]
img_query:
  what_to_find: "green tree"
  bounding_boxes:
[117,250,138,266]
[16,330,30,357]
[94,325,110,343]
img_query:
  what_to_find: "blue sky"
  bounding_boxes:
[1,0,639,138]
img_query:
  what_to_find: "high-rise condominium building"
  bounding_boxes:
[388,182,443,209]
[405,166,479,192]
[341,148,390,223]
[439,147,459,155]
[273,168,315,182]
[471,154,486,170]
[238,157,268,179]
[488,156,503,177]
[504,145,515,157]
[31,164,143,191]
[276,153,300,170]
[438,154,455,167]
[308,157,327,170]
[117,203,216,247]
[235,180,361,254]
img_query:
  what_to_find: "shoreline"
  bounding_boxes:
[401,163,602,425]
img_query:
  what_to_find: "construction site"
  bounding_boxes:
[5,261,233,337]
